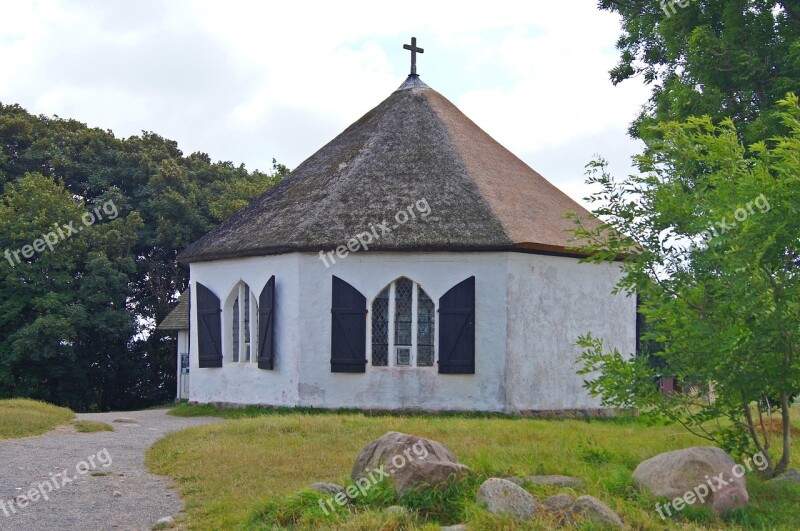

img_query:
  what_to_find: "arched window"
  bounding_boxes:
[228,282,257,363]
[371,278,435,368]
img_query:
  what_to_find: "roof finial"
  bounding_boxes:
[403,37,424,77]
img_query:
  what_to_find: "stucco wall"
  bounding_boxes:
[504,253,635,412]
[188,251,634,412]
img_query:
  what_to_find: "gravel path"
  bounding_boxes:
[0,408,221,530]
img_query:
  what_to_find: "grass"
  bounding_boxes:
[147,404,800,530]
[73,420,114,433]
[0,398,75,439]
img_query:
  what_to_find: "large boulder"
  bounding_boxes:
[351,432,471,495]
[476,478,537,519]
[633,446,749,515]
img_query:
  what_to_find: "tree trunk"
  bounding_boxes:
[743,400,774,476]
[774,392,792,476]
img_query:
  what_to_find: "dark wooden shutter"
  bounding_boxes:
[438,276,475,374]
[330,276,367,373]
[196,282,222,368]
[258,276,276,370]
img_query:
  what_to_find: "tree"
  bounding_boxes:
[0,173,142,409]
[0,103,287,410]
[599,0,800,145]
[570,96,800,477]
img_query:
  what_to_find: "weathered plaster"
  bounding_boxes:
[188,251,635,413]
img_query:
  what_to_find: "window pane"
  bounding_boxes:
[417,345,433,367]
[232,296,240,362]
[395,278,412,346]
[396,346,411,366]
[417,288,435,366]
[371,287,389,366]
[244,285,251,339]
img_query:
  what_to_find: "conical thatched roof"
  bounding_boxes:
[178,76,597,264]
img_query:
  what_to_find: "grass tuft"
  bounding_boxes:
[73,420,114,433]
[0,399,74,439]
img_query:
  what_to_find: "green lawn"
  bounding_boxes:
[0,398,75,439]
[147,404,800,530]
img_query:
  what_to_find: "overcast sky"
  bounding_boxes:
[0,0,651,205]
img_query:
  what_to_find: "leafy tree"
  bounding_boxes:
[571,96,800,477]
[0,103,286,410]
[599,0,800,145]
[0,174,142,409]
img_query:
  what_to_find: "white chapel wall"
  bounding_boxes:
[188,251,635,412]
[504,253,636,412]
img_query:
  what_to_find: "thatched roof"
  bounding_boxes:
[157,290,190,331]
[178,76,598,264]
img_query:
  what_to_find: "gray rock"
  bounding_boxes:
[772,468,800,483]
[440,526,467,531]
[632,446,748,515]
[310,482,346,497]
[112,417,138,424]
[505,475,585,488]
[525,475,584,488]
[476,478,537,519]
[571,495,623,528]
[155,516,174,526]
[386,505,407,515]
[541,493,575,513]
[351,432,472,495]
[111,490,122,498]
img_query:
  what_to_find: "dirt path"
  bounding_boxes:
[0,408,220,530]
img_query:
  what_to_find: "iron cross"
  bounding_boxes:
[403,37,424,76]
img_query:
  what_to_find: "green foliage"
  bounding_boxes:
[599,0,800,146]
[249,490,348,528]
[248,475,485,529]
[577,436,616,465]
[396,474,483,524]
[570,96,800,475]
[0,103,286,410]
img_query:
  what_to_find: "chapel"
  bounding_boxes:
[168,39,636,413]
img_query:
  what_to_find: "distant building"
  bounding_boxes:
[157,290,190,400]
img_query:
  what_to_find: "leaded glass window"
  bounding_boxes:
[370,278,435,368]
[229,282,257,363]
[371,287,389,366]
[417,289,435,367]
[395,278,413,347]
[243,285,251,362]
[232,296,240,362]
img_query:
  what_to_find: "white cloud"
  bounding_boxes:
[0,0,651,203]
